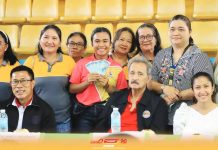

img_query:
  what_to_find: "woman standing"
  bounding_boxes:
[150,15,213,132]
[24,25,75,133]
[110,27,136,80]
[134,23,162,64]
[0,31,20,105]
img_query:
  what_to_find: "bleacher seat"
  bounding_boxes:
[84,23,114,55]
[92,0,122,22]
[0,25,19,49]
[192,21,218,55]
[193,0,218,19]
[116,22,143,33]
[60,0,91,22]
[0,0,5,22]
[155,0,186,20]
[56,24,82,54]
[2,0,31,23]
[28,0,59,23]
[14,25,45,55]
[154,22,171,48]
[124,0,154,21]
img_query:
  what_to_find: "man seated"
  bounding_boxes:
[2,65,56,133]
[95,57,168,133]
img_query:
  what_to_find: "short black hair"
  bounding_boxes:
[10,65,34,80]
[66,32,87,48]
[91,27,112,45]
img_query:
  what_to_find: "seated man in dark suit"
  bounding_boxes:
[2,65,56,133]
[95,56,168,133]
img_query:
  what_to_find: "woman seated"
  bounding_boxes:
[173,72,218,136]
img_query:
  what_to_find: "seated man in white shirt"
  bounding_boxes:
[2,65,56,132]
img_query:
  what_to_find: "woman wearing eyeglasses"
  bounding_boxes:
[134,23,162,64]
[150,15,213,133]
[0,31,20,106]
[66,32,87,63]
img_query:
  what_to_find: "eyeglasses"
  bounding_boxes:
[67,42,84,48]
[11,79,32,86]
[139,34,154,41]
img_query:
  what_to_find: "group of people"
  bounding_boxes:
[0,14,217,136]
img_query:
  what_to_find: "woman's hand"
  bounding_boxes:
[162,86,180,103]
[87,73,100,84]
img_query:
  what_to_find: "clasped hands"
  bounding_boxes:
[161,85,182,105]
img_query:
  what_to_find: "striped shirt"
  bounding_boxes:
[151,45,213,90]
[151,44,213,125]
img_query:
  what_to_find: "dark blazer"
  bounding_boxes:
[5,94,56,133]
[95,88,168,133]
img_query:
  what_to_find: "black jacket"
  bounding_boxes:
[95,88,168,133]
[4,94,56,133]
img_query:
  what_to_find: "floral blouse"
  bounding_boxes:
[151,45,213,91]
[151,44,213,125]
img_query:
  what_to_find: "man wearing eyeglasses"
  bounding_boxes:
[66,32,87,63]
[0,65,56,132]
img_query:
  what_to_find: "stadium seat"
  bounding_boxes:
[116,22,143,33]
[124,0,154,21]
[154,22,171,48]
[0,0,5,22]
[193,0,218,19]
[84,23,114,55]
[192,21,218,54]
[14,25,45,55]
[2,0,31,23]
[92,0,122,22]
[60,0,91,22]
[155,0,185,20]
[28,0,59,23]
[0,25,19,49]
[56,24,82,54]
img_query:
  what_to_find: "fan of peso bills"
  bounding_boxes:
[86,60,110,75]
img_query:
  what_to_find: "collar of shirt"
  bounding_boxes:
[127,92,142,105]
[38,52,63,63]
[12,98,33,109]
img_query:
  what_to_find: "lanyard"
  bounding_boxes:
[168,44,191,85]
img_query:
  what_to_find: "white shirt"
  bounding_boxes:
[173,103,218,137]
[12,99,32,130]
